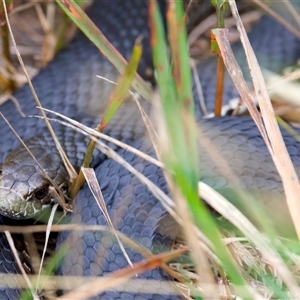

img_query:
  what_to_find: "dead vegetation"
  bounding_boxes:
[0,0,300,299]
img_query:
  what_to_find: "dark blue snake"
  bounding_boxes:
[0,1,300,299]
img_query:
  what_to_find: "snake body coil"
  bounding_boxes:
[0,1,300,299]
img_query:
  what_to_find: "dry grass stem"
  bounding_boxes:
[34,3,56,65]
[191,59,207,116]
[96,74,163,156]
[0,112,68,211]
[228,0,300,242]
[37,203,59,290]
[4,231,40,300]
[81,167,133,267]
[188,10,263,46]
[152,109,218,297]
[263,69,300,108]
[0,92,25,115]
[0,275,182,294]
[33,109,220,269]
[251,0,300,39]
[1,0,77,184]
[58,249,185,300]
[199,181,300,297]
[283,0,300,27]
[172,180,219,299]
[37,107,164,168]
[2,1,299,299]
[23,233,40,275]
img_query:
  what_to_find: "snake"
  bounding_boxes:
[0,0,299,299]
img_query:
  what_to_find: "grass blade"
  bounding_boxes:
[149,0,252,298]
[99,36,143,131]
[55,0,152,101]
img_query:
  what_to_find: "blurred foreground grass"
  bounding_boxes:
[1,0,300,299]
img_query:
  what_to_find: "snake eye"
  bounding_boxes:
[34,186,49,200]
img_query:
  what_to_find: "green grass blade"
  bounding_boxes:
[20,244,68,300]
[149,0,252,297]
[55,0,152,101]
[167,1,194,113]
[99,36,143,131]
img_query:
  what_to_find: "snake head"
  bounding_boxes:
[0,141,69,219]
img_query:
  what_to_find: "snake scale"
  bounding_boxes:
[0,0,299,299]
